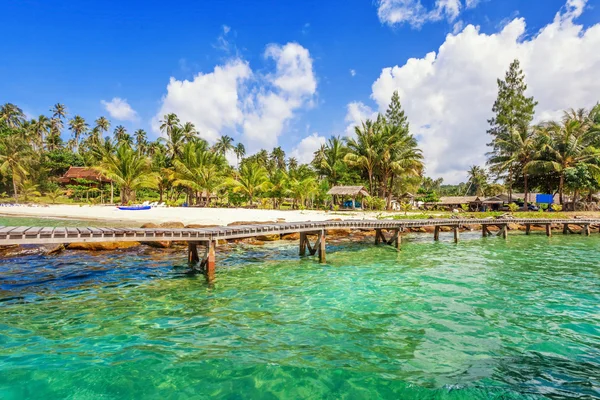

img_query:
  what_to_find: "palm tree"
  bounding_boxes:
[528,112,600,204]
[314,136,347,186]
[173,141,226,206]
[214,135,234,156]
[465,166,488,196]
[270,146,286,169]
[95,144,156,204]
[32,115,51,149]
[113,125,128,143]
[0,103,25,128]
[287,157,298,171]
[19,180,41,201]
[134,129,148,154]
[224,162,270,205]
[488,127,537,209]
[47,103,66,151]
[345,120,382,195]
[95,116,110,137]
[51,103,67,120]
[0,135,32,202]
[45,187,64,204]
[234,142,246,163]
[68,115,88,149]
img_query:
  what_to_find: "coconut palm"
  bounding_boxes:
[488,127,538,209]
[45,187,64,204]
[528,112,600,204]
[234,142,246,163]
[224,162,270,205]
[31,115,51,149]
[314,136,347,186]
[173,141,226,206]
[113,125,128,143]
[345,120,382,195]
[0,135,32,201]
[270,146,286,170]
[19,180,41,201]
[134,129,148,154]
[0,103,25,128]
[466,166,489,196]
[214,135,235,156]
[95,144,156,204]
[68,115,88,149]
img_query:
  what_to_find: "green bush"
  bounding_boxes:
[551,204,563,211]
[507,203,519,212]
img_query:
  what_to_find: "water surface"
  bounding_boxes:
[1,232,599,399]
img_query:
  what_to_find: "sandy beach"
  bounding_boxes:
[0,205,390,226]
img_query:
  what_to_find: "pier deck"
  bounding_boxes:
[1,218,597,279]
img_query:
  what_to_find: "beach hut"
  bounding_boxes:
[59,167,114,203]
[327,186,370,209]
[433,196,482,211]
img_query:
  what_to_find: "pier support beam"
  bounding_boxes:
[482,225,492,237]
[299,231,326,263]
[453,226,459,243]
[525,224,531,235]
[376,228,401,249]
[187,240,216,281]
[583,224,590,236]
[497,224,508,239]
[205,240,216,280]
[434,226,440,241]
[563,223,570,235]
[188,242,200,264]
[546,224,552,237]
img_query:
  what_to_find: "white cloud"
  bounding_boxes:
[223,25,231,34]
[377,0,483,28]
[100,97,138,121]
[154,42,316,153]
[344,102,377,136]
[350,69,356,77]
[349,0,599,183]
[290,133,326,164]
[153,60,251,143]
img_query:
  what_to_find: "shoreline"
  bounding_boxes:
[0,204,391,226]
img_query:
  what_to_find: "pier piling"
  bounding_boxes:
[434,226,440,241]
[453,226,459,243]
[546,224,552,237]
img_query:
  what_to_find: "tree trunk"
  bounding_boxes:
[159,187,164,203]
[12,175,19,203]
[559,174,564,205]
[523,173,529,211]
[387,174,395,210]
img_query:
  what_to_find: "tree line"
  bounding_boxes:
[0,92,424,208]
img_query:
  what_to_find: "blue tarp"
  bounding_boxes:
[536,194,554,204]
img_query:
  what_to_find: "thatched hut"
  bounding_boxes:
[327,186,370,209]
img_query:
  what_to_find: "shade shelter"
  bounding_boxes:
[433,196,482,211]
[327,186,370,209]
[59,167,114,204]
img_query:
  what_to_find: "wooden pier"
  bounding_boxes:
[0,218,598,279]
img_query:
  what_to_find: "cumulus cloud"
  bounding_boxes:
[344,102,378,136]
[155,42,316,153]
[101,98,138,121]
[377,0,472,28]
[350,69,356,77]
[349,0,599,183]
[290,133,326,164]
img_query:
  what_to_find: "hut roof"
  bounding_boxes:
[437,196,481,205]
[482,196,504,204]
[327,186,370,197]
[59,167,111,183]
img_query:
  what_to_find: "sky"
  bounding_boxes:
[2,0,600,183]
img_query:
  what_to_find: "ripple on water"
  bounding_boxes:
[1,232,600,399]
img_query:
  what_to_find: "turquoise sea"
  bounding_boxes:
[0,219,599,399]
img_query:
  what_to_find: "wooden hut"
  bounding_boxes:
[433,196,482,211]
[327,186,370,209]
[59,167,114,203]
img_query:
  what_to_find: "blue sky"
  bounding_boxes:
[2,0,599,182]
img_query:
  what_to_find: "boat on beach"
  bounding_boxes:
[117,205,151,211]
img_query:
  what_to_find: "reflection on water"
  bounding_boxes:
[1,232,600,399]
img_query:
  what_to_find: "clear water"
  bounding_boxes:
[1,231,600,399]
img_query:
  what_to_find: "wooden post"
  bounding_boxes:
[525,224,531,235]
[501,224,508,239]
[546,224,552,237]
[299,232,306,256]
[434,226,440,241]
[188,242,199,264]
[563,224,569,235]
[206,240,216,280]
[394,229,401,250]
[482,225,488,237]
[375,229,381,245]
[318,230,326,263]
[453,226,459,243]
[110,182,114,204]
[584,224,590,236]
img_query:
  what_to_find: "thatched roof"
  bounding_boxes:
[482,196,504,204]
[327,186,370,197]
[59,167,111,183]
[437,196,481,205]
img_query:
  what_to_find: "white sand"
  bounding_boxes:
[0,205,391,226]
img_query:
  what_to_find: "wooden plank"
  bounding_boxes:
[66,227,80,237]
[88,227,104,236]
[53,227,67,237]
[76,227,93,237]
[24,227,43,237]
[9,226,32,238]
[0,226,18,237]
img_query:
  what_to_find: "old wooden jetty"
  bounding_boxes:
[0,218,598,279]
